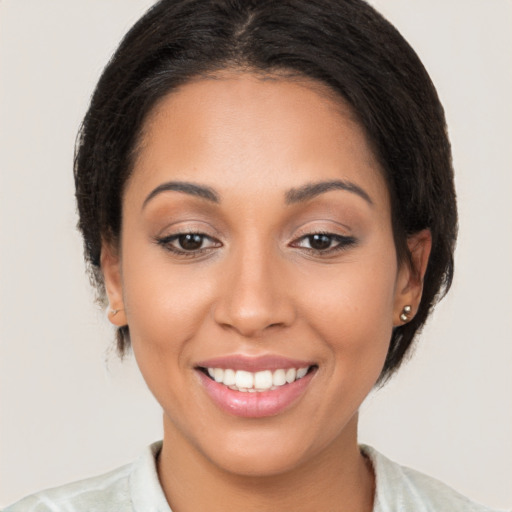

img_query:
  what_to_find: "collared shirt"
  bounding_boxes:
[4,442,501,511]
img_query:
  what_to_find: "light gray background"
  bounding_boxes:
[1,0,511,508]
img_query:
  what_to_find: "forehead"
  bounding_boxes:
[129,72,389,211]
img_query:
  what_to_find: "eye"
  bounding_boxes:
[291,233,357,254]
[156,232,221,256]
[175,233,208,251]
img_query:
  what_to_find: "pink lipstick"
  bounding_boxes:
[195,355,317,418]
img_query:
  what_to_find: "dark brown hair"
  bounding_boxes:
[74,0,457,383]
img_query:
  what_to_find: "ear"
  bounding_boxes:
[393,229,432,326]
[101,241,127,327]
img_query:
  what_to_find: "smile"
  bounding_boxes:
[195,357,318,418]
[204,366,311,392]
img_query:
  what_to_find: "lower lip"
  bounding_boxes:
[197,370,315,418]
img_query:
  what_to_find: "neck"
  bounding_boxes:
[157,413,374,512]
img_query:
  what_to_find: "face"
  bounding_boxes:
[103,73,427,477]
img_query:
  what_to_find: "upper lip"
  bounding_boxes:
[195,354,315,372]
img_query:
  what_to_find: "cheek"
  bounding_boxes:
[300,256,397,334]
[119,248,221,420]
[120,238,218,361]
[296,250,397,374]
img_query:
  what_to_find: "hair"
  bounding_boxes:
[74,0,457,383]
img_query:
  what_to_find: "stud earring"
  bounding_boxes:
[400,305,412,322]
[110,308,124,317]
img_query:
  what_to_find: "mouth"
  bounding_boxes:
[194,356,318,418]
[198,365,316,392]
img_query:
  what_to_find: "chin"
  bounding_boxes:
[205,438,312,478]
[187,414,352,479]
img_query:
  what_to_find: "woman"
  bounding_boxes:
[3,0,506,510]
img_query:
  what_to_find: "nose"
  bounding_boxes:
[213,243,296,338]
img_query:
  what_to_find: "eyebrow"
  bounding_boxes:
[142,181,219,209]
[285,179,373,206]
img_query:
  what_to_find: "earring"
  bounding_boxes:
[110,308,123,317]
[400,305,412,322]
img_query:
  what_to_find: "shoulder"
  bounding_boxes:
[3,442,169,512]
[3,463,132,512]
[361,445,503,512]
[4,464,132,512]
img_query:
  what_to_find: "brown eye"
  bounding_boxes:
[156,232,221,256]
[308,234,333,250]
[291,232,357,254]
[178,233,204,251]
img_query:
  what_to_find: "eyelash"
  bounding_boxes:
[155,232,221,258]
[290,231,357,255]
[155,231,357,258]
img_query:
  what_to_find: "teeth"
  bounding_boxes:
[235,370,254,389]
[272,369,286,386]
[297,367,308,379]
[205,366,312,392]
[285,368,296,383]
[254,370,273,390]
[223,368,236,386]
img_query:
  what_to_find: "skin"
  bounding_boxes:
[102,72,431,512]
